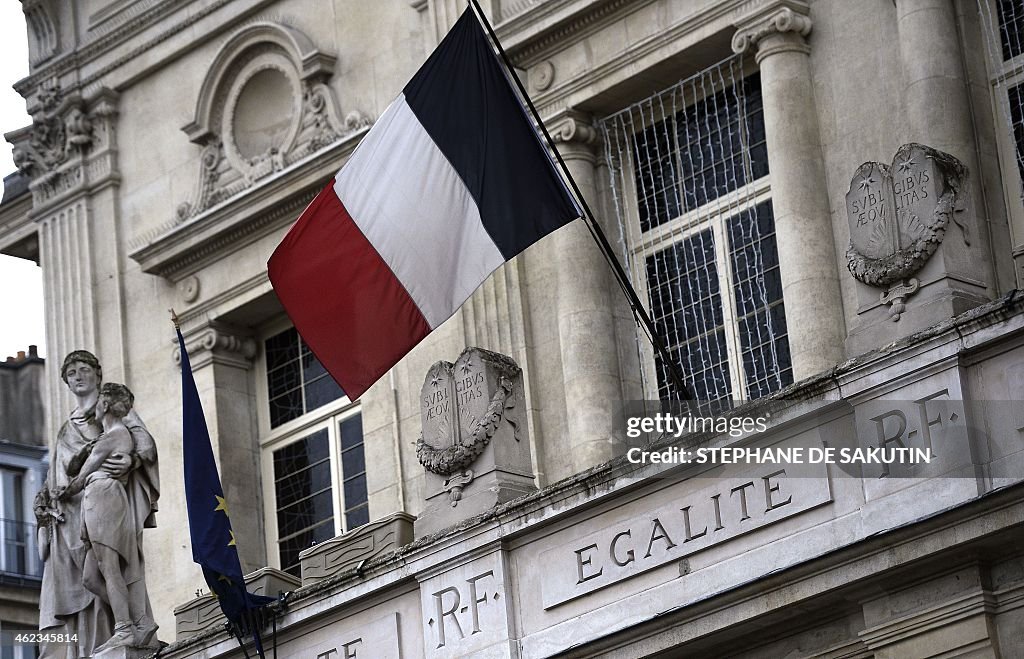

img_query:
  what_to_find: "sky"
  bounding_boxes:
[0,4,44,360]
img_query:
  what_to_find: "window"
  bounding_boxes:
[0,624,38,659]
[259,327,369,576]
[979,0,1024,280]
[0,469,27,577]
[602,57,792,405]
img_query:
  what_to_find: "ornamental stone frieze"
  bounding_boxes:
[174,21,371,225]
[7,84,120,211]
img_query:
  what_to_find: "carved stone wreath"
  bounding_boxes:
[416,375,514,475]
[845,143,968,289]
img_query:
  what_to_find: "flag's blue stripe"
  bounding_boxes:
[402,9,579,260]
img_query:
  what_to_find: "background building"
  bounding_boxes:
[1,0,1023,656]
[0,344,47,659]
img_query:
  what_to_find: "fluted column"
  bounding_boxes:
[551,111,623,471]
[173,322,266,571]
[893,0,993,298]
[732,2,846,380]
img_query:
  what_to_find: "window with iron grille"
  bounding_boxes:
[260,327,368,576]
[602,56,792,405]
[979,0,1024,282]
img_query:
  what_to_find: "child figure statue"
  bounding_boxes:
[56,382,158,651]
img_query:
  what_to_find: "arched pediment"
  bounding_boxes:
[183,22,336,144]
[172,20,370,225]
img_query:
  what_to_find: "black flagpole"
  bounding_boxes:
[467,0,694,400]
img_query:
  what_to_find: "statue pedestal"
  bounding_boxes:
[414,347,537,538]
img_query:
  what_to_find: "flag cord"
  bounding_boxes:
[467,0,693,400]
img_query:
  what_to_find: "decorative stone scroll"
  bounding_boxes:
[845,143,968,321]
[415,348,536,537]
[174,22,372,223]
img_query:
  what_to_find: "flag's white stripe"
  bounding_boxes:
[334,94,504,329]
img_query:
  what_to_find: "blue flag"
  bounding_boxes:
[177,328,273,647]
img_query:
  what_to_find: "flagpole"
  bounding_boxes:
[467,0,694,401]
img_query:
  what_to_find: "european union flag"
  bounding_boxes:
[177,327,274,651]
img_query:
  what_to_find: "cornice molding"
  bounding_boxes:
[128,125,368,281]
[500,0,644,65]
[15,0,275,103]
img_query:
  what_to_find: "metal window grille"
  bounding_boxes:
[265,328,346,428]
[979,0,1024,206]
[600,54,792,406]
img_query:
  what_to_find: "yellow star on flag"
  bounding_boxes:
[217,574,233,586]
[214,495,229,515]
[228,529,237,547]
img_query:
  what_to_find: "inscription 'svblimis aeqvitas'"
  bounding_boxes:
[845,143,968,321]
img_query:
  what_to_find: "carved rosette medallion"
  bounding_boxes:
[845,143,968,320]
[416,348,521,506]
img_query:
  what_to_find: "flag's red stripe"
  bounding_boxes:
[268,184,431,400]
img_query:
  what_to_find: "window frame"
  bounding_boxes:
[979,0,1024,278]
[254,317,366,573]
[616,66,783,402]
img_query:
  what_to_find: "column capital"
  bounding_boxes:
[731,0,812,59]
[172,321,256,370]
[549,110,598,146]
[549,109,600,164]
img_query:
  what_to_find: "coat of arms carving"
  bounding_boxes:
[416,348,520,507]
[845,143,968,320]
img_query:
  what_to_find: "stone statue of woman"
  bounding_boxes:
[36,351,160,657]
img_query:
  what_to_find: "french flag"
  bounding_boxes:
[268,8,581,400]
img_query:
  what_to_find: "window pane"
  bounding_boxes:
[633,73,767,231]
[728,201,793,399]
[341,446,365,477]
[304,374,344,411]
[339,415,363,451]
[264,329,345,428]
[345,504,369,529]
[1009,83,1024,185]
[273,430,334,543]
[274,460,331,510]
[272,429,330,474]
[337,414,367,531]
[998,0,1024,61]
[647,229,731,403]
[276,488,334,538]
[268,388,303,428]
[343,474,367,510]
[264,328,299,372]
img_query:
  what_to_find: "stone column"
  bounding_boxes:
[894,0,993,298]
[732,2,846,380]
[173,322,266,572]
[9,87,121,438]
[551,111,623,471]
[896,0,975,162]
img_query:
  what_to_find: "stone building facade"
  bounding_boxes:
[1,0,1023,656]
[0,345,49,658]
